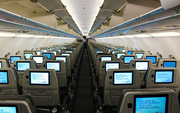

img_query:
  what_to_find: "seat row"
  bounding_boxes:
[87,42,180,113]
[0,42,84,113]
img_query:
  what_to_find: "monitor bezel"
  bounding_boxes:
[29,71,50,85]
[135,53,144,59]
[55,56,67,64]
[154,70,174,84]
[100,56,112,62]
[10,56,21,64]
[135,61,149,71]
[42,53,52,59]
[163,61,177,68]
[16,61,31,71]
[32,56,43,64]
[146,56,157,64]
[124,56,135,64]
[24,53,33,60]
[113,71,133,85]
[105,62,120,72]
[65,51,73,53]
[134,94,168,113]
[46,62,61,72]
[0,70,8,84]
[0,105,18,113]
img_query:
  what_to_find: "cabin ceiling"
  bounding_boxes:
[0,0,179,38]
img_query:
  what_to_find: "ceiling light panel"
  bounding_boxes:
[61,0,104,35]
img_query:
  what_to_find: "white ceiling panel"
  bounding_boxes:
[61,0,104,35]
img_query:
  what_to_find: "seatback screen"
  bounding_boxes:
[128,51,132,55]
[155,70,173,83]
[118,48,121,50]
[0,62,1,68]
[0,106,17,113]
[122,49,128,52]
[10,56,21,64]
[117,53,126,59]
[0,71,8,84]
[105,63,120,72]
[135,53,144,59]
[61,53,70,56]
[50,51,56,55]
[135,61,149,71]
[36,51,41,55]
[113,72,133,85]
[42,53,51,59]
[33,56,43,64]
[46,62,60,71]
[30,72,50,85]
[146,56,157,63]
[65,51,73,53]
[55,57,66,64]
[17,62,30,71]
[101,57,112,61]
[135,95,167,113]
[24,53,33,59]
[124,56,135,64]
[163,61,176,68]
[61,47,66,49]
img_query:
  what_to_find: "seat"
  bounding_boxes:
[95,54,116,76]
[30,55,47,69]
[22,69,69,112]
[0,94,37,113]
[12,60,37,87]
[42,60,67,88]
[114,52,127,60]
[142,55,160,67]
[49,50,60,55]
[0,68,22,95]
[0,58,10,68]
[7,55,25,67]
[98,61,124,87]
[23,52,36,60]
[144,68,180,94]
[41,52,54,60]
[96,69,141,112]
[157,58,180,69]
[117,89,180,113]
[120,55,137,68]
[129,59,153,86]
[61,53,75,70]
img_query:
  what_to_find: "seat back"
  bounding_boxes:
[98,61,124,87]
[95,54,116,75]
[143,55,160,67]
[30,55,47,69]
[61,53,74,69]
[117,89,180,113]
[41,52,54,60]
[0,95,36,113]
[0,68,21,95]
[12,60,37,86]
[0,58,10,68]
[49,50,60,55]
[104,69,141,106]
[42,60,67,87]
[23,52,36,60]
[53,55,71,77]
[8,55,25,67]
[132,51,145,59]
[114,52,127,60]
[22,69,60,106]
[129,59,153,86]
[144,68,180,94]
[120,55,137,68]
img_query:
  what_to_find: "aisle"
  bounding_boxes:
[73,49,93,113]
